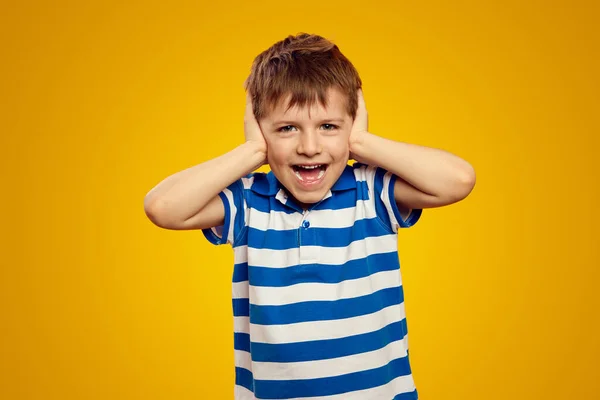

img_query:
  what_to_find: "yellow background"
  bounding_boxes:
[2,1,598,399]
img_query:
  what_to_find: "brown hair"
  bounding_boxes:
[244,33,362,121]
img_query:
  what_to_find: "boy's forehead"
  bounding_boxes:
[264,88,349,121]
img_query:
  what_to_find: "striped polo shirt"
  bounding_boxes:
[203,162,422,399]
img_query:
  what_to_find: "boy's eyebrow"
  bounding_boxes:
[271,118,346,125]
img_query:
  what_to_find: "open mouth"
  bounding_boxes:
[292,164,328,183]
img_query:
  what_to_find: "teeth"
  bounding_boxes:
[294,168,325,182]
[298,165,321,170]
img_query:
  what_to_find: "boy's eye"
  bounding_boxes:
[278,125,297,132]
[276,124,338,132]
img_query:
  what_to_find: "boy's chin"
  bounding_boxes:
[291,191,329,207]
[280,180,331,208]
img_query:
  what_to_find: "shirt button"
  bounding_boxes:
[302,220,310,229]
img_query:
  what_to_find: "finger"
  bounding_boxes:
[245,92,254,119]
[244,92,263,137]
[245,94,259,124]
[357,89,367,115]
[353,89,368,131]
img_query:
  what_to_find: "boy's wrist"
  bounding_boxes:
[349,131,373,164]
[241,140,268,168]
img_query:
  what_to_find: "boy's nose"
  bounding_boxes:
[297,131,322,156]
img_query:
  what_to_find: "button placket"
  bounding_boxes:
[298,211,318,263]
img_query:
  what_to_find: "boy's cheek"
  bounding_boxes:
[330,136,351,157]
[266,149,292,172]
[265,142,283,160]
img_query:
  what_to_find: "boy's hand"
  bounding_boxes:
[349,89,369,163]
[244,93,268,165]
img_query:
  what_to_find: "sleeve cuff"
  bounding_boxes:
[388,174,422,228]
[201,191,231,245]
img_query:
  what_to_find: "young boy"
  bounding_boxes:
[145,33,475,400]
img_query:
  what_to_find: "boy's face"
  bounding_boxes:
[259,87,353,208]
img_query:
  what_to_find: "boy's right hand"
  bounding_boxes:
[244,93,268,166]
[144,93,269,231]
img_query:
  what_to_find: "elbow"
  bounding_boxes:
[144,196,163,227]
[436,163,476,205]
[144,195,176,229]
[452,163,476,202]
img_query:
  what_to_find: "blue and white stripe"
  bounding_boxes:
[203,163,422,399]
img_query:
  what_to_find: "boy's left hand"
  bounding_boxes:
[349,89,369,163]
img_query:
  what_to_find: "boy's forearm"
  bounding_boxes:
[144,141,266,223]
[350,132,475,200]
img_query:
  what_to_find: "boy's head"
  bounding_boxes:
[244,33,362,208]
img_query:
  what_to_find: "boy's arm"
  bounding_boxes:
[349,90,476,217]
[144,95,267,230]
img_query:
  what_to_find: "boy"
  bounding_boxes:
[145,33,475,399]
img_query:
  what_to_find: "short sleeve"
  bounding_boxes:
[359,163,422,233]
[202,179,248,246]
